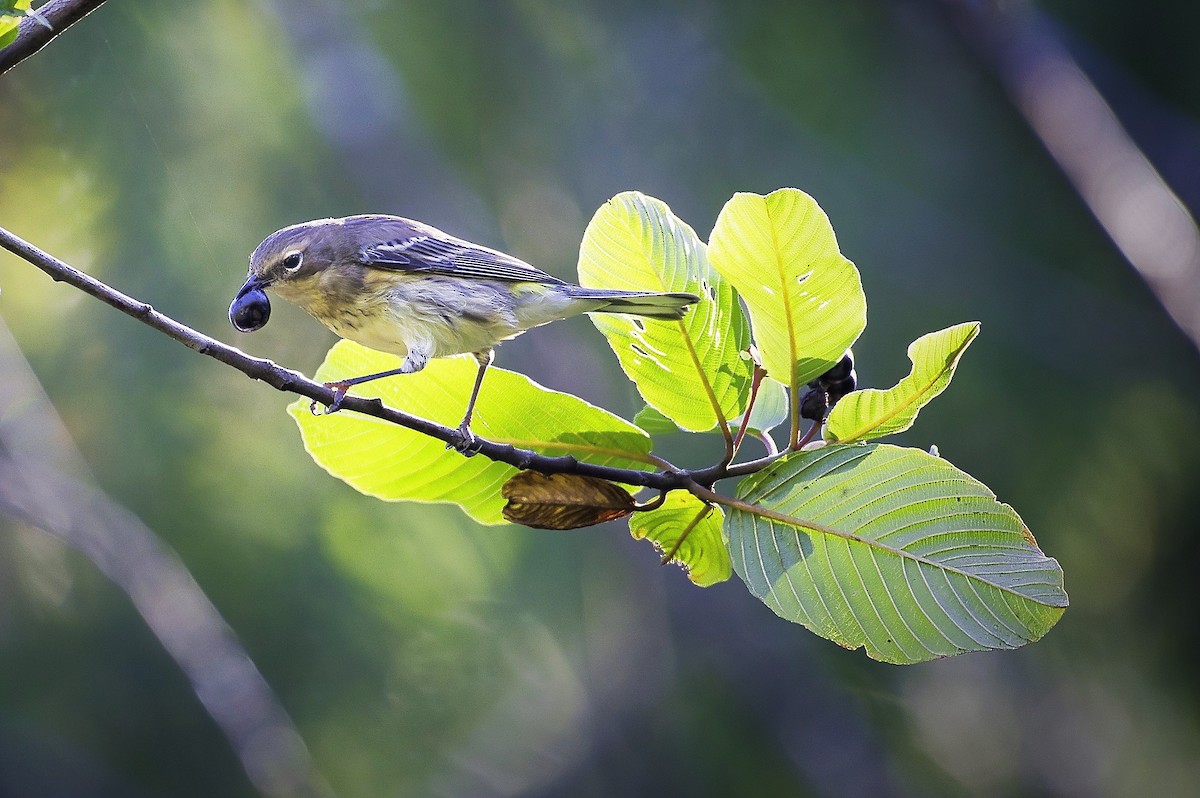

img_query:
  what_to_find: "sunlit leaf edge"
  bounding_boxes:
[580,190,754,432]
[629,492,731,587]
[707,188,867,399]
[825,322,980,443]
[727,443,1067,664]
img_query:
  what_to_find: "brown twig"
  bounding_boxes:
[728,363,766,462]
[0,458,336,798]
[0,0,108,75]
[0,315,334,798]
[931,0,1200,353]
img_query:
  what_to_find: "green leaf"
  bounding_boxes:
[738,376,788,437]
[633,404,682,435]
[727,444,1067,664]
[630,492,730,587]
[578,191,753,432]
[826,322,980,443]
[708,189,866,401]
[636,377,787,442]
[289,341,655,525]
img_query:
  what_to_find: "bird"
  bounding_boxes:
[230,214,699,451]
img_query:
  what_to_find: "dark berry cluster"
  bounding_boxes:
[799,351,856,422]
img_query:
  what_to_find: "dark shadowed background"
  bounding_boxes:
[2,1,1199,796]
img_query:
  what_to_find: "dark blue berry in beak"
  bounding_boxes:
[230,275,272,332]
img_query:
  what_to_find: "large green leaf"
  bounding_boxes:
[727,444,1067,664]
[629,492,730,587]
[289,341,655,525]
[578,191,753,432]
[708,189,866,402]
[825,322,980,443]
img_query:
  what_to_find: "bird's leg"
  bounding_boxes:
[450,349,493,455]
[310,350,430,415]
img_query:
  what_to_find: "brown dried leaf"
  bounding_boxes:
[501,471,636,530]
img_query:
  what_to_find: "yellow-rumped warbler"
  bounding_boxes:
[230,214,698,446]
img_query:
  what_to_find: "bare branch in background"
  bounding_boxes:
[0,321,334,798]
[933,0,1200,353]
[0,0,108,75]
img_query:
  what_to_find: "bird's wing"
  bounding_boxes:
[360,227,564,284]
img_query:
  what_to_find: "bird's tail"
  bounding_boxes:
[564,287,700,320]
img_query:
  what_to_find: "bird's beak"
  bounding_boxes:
[235,273,271,299]
[230,274,273,332]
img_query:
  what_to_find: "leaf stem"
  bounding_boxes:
[728,363,765,463]
[670,315,735,456]
[685,481,753,514]
[632,490,669,512]
[794,419,822,449]
[696,449,787,482]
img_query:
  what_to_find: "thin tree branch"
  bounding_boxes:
[1,224,767,491]
[931,0,1200,353]
[0,317,334,797]
[0,0,107,76]
[0,459,337,798]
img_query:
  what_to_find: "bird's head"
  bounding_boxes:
[230,218,344,332]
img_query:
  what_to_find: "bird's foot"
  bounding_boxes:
[310,382,350,415]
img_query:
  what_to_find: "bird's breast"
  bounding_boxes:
[308,281,523,359]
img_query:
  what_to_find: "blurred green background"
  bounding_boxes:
[3,1,1200,796]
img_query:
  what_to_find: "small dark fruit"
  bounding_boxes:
[818,351,854,386]
[230,288,271,332]
[799,387,829,421]
[825,370,857,405]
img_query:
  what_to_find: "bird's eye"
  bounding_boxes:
[282,252,303,272]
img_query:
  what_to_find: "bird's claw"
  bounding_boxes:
[309,382,350,416]
[448,423,482,456]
